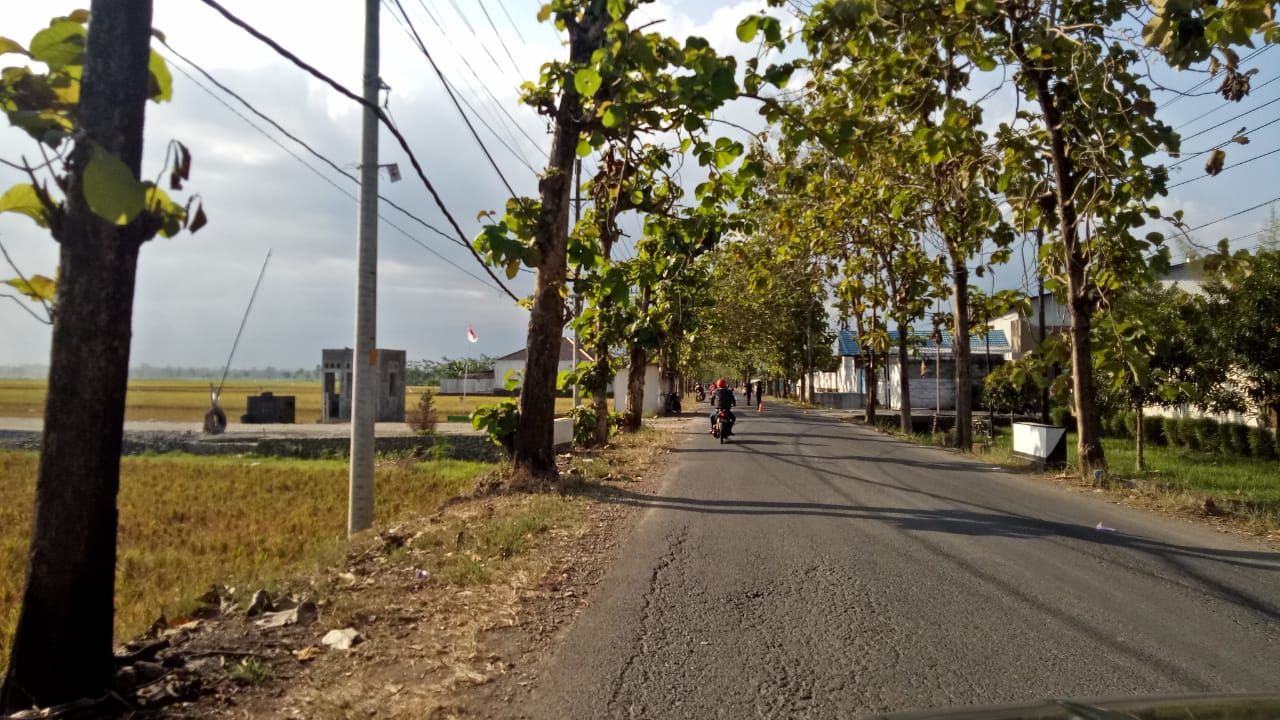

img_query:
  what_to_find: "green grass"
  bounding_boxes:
[908,428,1280,520]
[0,451,492,666]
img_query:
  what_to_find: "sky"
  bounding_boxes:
[0,1,1277,371]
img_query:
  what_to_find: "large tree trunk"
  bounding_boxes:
[897,321,912,434]
[1021,40,1106,479]
[949,247,973,450]
[3,1,155,710]
[511,12,607,479]
[590,344,611,445]
[623,344,647,431]
[1135,401,1145,472]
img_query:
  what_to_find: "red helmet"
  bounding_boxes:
[716,378,727,389]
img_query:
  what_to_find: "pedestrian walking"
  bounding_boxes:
[745,381,754,406]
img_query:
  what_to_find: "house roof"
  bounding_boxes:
[494,337,594,364]
[837,328,1010,356]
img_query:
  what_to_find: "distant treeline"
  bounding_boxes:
[0,365,324,381]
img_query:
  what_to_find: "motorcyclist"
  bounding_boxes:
[694,381,706,402]
[709,378,736,435]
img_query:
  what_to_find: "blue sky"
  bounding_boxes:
[0,1,1276,370]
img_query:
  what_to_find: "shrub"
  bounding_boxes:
[1049,406,1073,428]
[1161,417,1183,447]
[471,400,519,455]
[407,390,439,434]
[1142,416,1166,446]
[1224,422,1252,456]
[565,405,601,447]
[1192,418,1220,453]
[1123,412,1140,439]
[1247,426,1276,460]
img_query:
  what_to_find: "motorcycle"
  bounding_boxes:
[712,409,734,443]
[694,386,706,403]
[663,392,682,416]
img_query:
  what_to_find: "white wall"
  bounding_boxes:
[492,359,577,393]
[613,365,662,414]
[438,377,494,394]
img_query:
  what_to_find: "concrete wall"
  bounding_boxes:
[321,348,406,422]
[873,357,1002,411]
[813,392,865,410]
[439,377,495,395]
[492,360,576,393]
[613,365,662,414]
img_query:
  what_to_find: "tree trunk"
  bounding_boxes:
[591,344,611,446]
[949,248,973,450]
[1023,46,1106,479]
[1135,402,1145,473]
[861,312,877,424]
[511,10,607,480]
[623,344,647,431]
[3,1,155,710]
[897,321,912,434]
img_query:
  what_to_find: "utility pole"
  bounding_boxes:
[1037,227,1050,424]
[571,159,583,408]
[348,0,379,536]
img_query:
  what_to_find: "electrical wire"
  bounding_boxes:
[442,0,514,81]
[1175,75,1280,130]
[413,0,549,159]
[1179,94,1280,142]
[1167,144,1280,189]
[384,1,540,175]
[160,41,470,252]
[1187,193,1280,233]
[196,0,520,302]
[388,0,530,193]
[476,0,524,78]
[1167,113,1280,169]
[164,54,506,294]
[1161,45,1273,109]
[494,0,527,43]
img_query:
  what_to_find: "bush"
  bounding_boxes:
[1248,426,1276,460]
[1223,422,1252,456]
[1162,417,1183,447]
[471,400,519,455]
[1142,416,1166,446]
[407,390,438,434]
[1049,406,1073,428]
[1192,418,1220,453]
[565,405,601,447]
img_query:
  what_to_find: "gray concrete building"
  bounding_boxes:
[321,348,407,423]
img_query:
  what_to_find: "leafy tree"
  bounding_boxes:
[2,5,204,710]
[474,0,740,480]
[1203,248,1280,428]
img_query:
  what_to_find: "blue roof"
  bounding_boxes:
[836,328,1010,356]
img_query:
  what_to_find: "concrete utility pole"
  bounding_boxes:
[1037,227,1050,424]
[348,0,380,536]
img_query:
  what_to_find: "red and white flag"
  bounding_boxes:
[467,325,479,344]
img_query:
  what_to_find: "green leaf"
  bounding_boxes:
[537,4,552,23]
[576,138,592,157]
[0,36,29,56]
[574,67,601,96]
[28,20,86,69]
[954,0,968,12]
[601,104,621,128]
[148,49,172,102]
[974,54,997,72]
[736,16,760,43]
[83,145,145,225]
[3,274,57,302]
[0,184,51,228]
[607,0,626,20]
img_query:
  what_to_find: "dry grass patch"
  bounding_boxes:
[0,451,492,669]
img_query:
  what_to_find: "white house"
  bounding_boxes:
[491,337,593,393]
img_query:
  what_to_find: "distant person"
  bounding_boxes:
[745,381,754,406]
[757,380,765,400]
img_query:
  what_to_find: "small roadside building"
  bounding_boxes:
[320,348,406,422]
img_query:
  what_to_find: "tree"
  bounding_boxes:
[1203,248,1280,428]
[2,3,204,710]
[475,0,740,479]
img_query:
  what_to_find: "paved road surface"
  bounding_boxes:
[521,404,1280,719]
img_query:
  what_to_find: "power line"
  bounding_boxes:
[384,0,540,177]
[1161,45,1273,109]
[1167,113,1280,169]
[1187,194,1280,233]
[413,0,549,159]
[442,0,513,81]
[1180,94,1280,141]
[196,0,520,302]
[163,50,504,294]
[1167,144,1280,189]
[476,0,524,78]
[494,0,527,43]
[160,40,470,253]
[1176,75,1280,130]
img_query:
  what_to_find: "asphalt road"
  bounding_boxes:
[520,404,1280,719]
